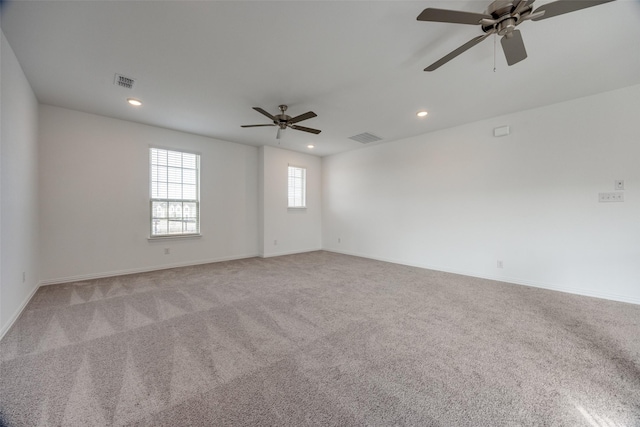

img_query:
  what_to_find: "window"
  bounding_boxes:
[288,166,306,208]
[150,147,200,237]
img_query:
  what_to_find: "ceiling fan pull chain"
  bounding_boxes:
[493,33,497,72]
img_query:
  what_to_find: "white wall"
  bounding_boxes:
[39,105,259,283]
[259,145,321,257]
[323,84,640,304]
[1,30,40,335]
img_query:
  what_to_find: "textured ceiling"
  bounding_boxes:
[2,0,639,156]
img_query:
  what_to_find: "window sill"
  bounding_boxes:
[287,207,307,210]
[147,234,202,241]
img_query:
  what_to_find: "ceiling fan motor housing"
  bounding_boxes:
[498,18,517,36]
[275,105,290,128]
[482,0,532,35]
[487,0,516,18]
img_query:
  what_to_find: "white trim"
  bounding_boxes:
[147,234,202,241]
[38,253,259,286]
[260,248,322,258]
[0,283,40,341]
[323,249,640,306]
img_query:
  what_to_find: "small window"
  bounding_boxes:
[150,147,200,237]
[288,166,306,208]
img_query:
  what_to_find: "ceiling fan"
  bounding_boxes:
[241,105,321,139]
[417,0,616,71]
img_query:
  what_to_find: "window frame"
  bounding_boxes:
[149,146,201,239]
[287,165,307,209]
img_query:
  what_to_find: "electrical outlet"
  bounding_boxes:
[497,260,503,269]
[164,248,170,255]
[615,180,625,190]
[599,192,624,203]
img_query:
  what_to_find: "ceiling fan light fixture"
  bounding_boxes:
[417,110,428,117]
[127,98,142,107]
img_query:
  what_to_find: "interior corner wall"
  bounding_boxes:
[38,105,259,283]
[322,84,640,304]
[1,30,40,335]
[257,147,265,256]
[259,145,321,257]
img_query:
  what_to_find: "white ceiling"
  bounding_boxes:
[2,0,639,157]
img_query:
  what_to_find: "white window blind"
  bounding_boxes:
[288,166,306,208]
[150,147,200,237]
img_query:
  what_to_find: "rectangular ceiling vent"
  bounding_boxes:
[114,74,136,89]
[348,132,383,144]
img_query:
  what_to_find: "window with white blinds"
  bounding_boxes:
[150,147,200,237]
[288,166,306,208]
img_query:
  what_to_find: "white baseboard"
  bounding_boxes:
[260,248,322,258]
[39,253,260,286]
[324,248,640,306]
[0,282,40,341]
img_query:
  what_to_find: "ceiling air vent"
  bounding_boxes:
[114,74,136,89]
[348,132,383,144]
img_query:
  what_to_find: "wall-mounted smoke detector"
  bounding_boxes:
[114,74,136,89]
[348,132,383,144]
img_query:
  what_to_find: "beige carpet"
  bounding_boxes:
[1,251,639,426]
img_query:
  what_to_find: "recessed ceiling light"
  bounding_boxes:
[127,98,142,107]
[416,110,428,117]
[307,144,315,149]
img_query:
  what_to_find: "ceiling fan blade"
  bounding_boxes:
[288,111,317,124]
[252,107,276,121]
[424,30,495,71]
[417,8,492,25]
[531,0,615,21]
[241,124,276,128]
[501,30,528,66]
[291,125,321,135]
